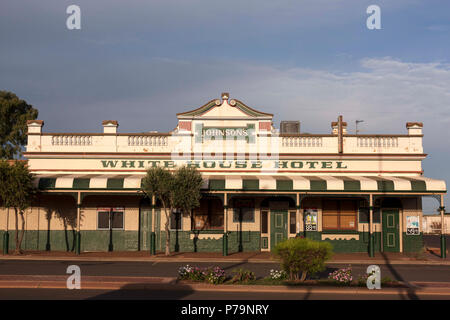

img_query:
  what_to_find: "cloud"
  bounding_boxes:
[7,56,450,137]
[22,55,447,211]
[114,56,448,212]
[0,0,448,210]
[427,25,449,32]
[153,57,450,138]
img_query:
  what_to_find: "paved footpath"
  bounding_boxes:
[0,250,449,265]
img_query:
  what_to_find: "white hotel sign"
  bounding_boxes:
[99,159,348,170]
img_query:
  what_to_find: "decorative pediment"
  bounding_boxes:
[177,92,273,120]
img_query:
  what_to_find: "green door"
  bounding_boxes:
[139,208,152,251]
[270,210,288,251]
[382,209,400,252]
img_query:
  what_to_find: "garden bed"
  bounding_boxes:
[176,239,407,289]
[176,278,406,288]
[177,264,405,288]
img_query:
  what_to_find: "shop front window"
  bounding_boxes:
[322,200,357,231]
[358,207,381,223]
[232,199,255,223]
[233,208,255,223]
[289,211,296,234]
[193,198,224,230]
[170,210,182,230]
[97,208,124,230]
[261,210,269,234]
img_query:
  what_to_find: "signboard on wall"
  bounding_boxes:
[406,216,420,235]
[100,159,348,170]
[304,209,318,231]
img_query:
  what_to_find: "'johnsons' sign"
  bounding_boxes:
[100,159,348,170]
[203,128,249,137]
[195,124,255,143]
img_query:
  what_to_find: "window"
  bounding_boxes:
[261,210,268,234]
[233,208,255,223]
[322,200,357,230]
[193,198,224,230]
[358,207,381,223]
[232,199,255,223]
[98,211,110,229]
[170,210,182,230]
[322,200,339,229]
[97,208,124,230]
[289,211,296,234]
[111,211,124,229]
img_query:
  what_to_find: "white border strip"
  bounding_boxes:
[225,176,243,189]
[410,176,446,191]
[318,176,344,190]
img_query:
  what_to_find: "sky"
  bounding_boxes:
[1,0,449,213]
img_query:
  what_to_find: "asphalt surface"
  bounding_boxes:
[0,260,449,283]
[0,288,447,300]
[423,235,450,248]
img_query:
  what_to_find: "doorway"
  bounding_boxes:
[270,210,288,250]
[382,209,400,252]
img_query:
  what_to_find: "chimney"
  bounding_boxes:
[178,121,192,132]
[406,122,423,135]
[102,120,118,134]
[27,120,44,134]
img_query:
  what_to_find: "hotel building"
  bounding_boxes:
[1,93,447,255]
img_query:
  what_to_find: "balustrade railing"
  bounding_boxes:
[357,137,398,148]
[281,137,323,147]
[128,135,169,146]
[51,135,92,146]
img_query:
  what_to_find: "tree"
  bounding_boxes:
[172,166,203,225]
[172,166,203,252]
[0,160,35,254]
[0,91,38,159]
[141,167,175,256]
[141,166,203,256]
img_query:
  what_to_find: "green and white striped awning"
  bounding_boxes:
[35,175,447,193]
[202,175,446,192]
[36,175,143,190]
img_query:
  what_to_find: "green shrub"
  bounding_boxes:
[273,237,333,281]
[231,268,256,283]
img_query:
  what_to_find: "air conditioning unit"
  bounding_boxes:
[280,121,300,134]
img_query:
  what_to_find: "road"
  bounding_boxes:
[0,259,449,283]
